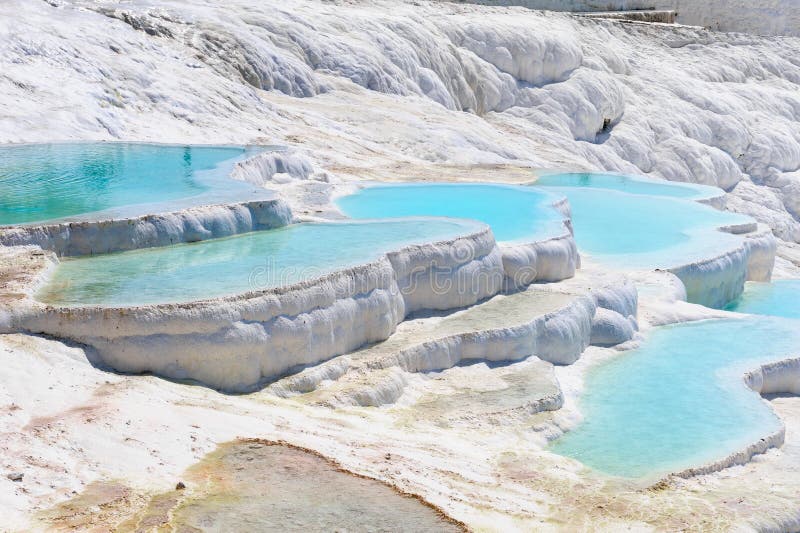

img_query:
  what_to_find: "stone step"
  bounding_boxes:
[267,271,637,409]
[579,9,676,24]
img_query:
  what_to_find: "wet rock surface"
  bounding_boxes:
[39,441,465,532]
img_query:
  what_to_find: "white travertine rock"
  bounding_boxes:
[13,226,579,391]
[502,233,580,288]
[269,270,638,406]
[231,150,315,185]
[19,258,406,392]
[669,246,749,310]
[2,0,799,246]
[668,225,776,308]
[458,0,800,37]
[746,358,800,397]
[446,19,583,89]
[590,307,636,347]
[378,295,596,372]
[343,368,411,408]
[592,276,639,318]
[0,199,293,257]
[388,228,505,313]
[672,428,786,479]
[744,225,779,282]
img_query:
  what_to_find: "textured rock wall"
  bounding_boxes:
[2,0,799,245]
[14,227,580,391]
[668,225,776,308]
[454,0,800,37]
[0,200,293,257]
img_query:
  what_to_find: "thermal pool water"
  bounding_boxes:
[337,176,753,271]
[41,441,464,531]
[534,173,753,268]
[17,161,793,482]
[336,183,567,243]
[552,280,800,479]
[727,280,800,319]
[37,218,484,306]
[533,172,720,200]
[0,143,264,225]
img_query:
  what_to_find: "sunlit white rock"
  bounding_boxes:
[2,0,799,248]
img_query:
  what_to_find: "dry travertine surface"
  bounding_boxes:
[459,0,800,37]
[38,440,467,532]
[1,266,799,532]
[2,0,800,530]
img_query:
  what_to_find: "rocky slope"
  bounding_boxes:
[2,0,800,251]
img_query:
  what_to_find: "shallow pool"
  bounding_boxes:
[550,316,800,479]
[0,143,265,225]
[726,280,800,319]
[534,173,752,269]
[38,218,483,307]
[152,442,463,531]
[337,177,753,271]
[534,172,721,200]
[552,278,800,478]
[335,183,566,243]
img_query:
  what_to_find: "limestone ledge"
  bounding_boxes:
[9,225,581,392]
[325,181,580,290]
[668,224,776,309]
[746,357,800,397]
[269,274,638,407]
[0,199,293,257]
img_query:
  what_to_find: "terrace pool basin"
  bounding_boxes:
[726,280,800,319]
[335,183,567,243]
[550,316,800,479]
[0,143,269,225]
[534,173,753,269]
[37,218,484,307]
[132,441,463,531]
[534,172,722,200]
[336,176,753,272]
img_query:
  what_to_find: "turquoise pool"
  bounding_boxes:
[533,173,753,269]
[552,279,800,479]
[534,172,722,200]
[336,177,753,271]
[0,143,267,225]
[550,316,800,479]
[38,218,484,306]
[726,280,800,319]
[335,183,567,243]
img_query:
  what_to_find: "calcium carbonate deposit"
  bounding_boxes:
[2,0,800,531]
